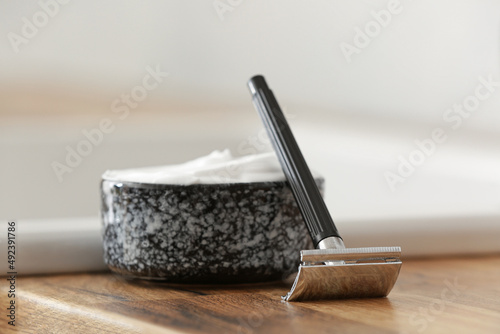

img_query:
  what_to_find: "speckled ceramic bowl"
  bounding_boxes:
[100,179,322,283]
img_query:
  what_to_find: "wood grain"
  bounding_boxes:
[1,255,499,333]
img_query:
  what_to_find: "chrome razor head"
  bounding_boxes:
[283,247,402,302]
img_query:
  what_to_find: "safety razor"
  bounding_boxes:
[248,75,402,302]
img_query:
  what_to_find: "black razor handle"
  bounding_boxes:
[247,75,341,248]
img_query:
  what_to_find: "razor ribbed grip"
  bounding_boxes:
[247,75,341,247]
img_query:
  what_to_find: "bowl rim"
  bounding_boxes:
[101,177,324,190]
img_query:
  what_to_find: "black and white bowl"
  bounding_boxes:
[101,179,322,283]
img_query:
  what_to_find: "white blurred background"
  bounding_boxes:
[1,0,499,262]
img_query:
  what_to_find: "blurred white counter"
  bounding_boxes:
[1,110,500,274]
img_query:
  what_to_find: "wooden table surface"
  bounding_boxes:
[1,255,499,334]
